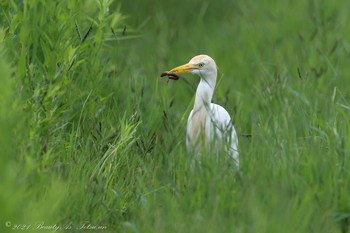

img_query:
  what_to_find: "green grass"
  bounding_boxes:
[1,0,350,232]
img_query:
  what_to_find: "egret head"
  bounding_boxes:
[162,55,217,81]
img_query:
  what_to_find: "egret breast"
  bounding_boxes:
[186,108,209,148]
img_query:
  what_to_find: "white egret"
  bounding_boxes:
[161,55,239,166]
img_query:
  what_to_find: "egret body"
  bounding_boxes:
[162,55,239,166]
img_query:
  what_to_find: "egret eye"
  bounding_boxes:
[198,63,204,67]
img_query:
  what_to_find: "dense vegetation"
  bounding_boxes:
[1,0,350,232]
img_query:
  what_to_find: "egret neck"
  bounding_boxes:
[193,72,216,112]
[191,71,217,143]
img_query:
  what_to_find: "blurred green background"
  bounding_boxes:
[1,0,350,232]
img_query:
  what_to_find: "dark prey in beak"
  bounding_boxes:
[160,71,179,80]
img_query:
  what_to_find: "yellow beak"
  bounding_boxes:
[169,63,198,74]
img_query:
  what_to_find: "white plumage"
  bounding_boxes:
[163,55,239,166]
